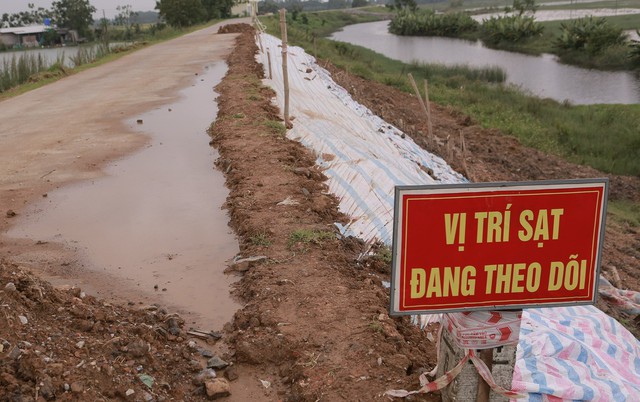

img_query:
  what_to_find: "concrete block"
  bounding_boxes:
[437,326,517,402]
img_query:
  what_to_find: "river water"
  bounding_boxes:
[0,43,128,68]
[331,20,640,105]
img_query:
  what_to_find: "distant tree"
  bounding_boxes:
[114,4,137,39]
[2,3,52,27]
[257,1,280,15]
[132,11,159,24]
[506,0,538,16]
[51,0,97,37]
[288,2,303,20]
[201,0,234,19]
[327,0,350,10]
[389,0,417,12]
[155,0,207,27]
[352,0,369,7]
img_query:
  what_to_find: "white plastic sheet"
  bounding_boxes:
[257,34,466,244]
[256,32,640,401]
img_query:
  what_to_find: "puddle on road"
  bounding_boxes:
[7,61,240,331]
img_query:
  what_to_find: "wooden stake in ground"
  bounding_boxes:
[424,79,433,137]
[407,73,431,139]
[279,9,291,128]
[476,348,494,402]
[313,34,317,57]
[459,130,472,180]
[267,50,273,80]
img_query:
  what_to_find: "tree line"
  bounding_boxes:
[1,0,235,41]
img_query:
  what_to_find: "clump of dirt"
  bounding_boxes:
[0,260,234,401]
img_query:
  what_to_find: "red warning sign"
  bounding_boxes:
[390,179,608,315]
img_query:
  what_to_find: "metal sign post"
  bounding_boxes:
[390,179,608,401]
[391,179,608,315]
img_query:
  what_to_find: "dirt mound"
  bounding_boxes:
[210,27,440,401]
[0,260,234,401]
[218,24,254,34]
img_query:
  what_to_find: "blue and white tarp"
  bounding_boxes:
[514,306,640,400]
[256,32,640,401]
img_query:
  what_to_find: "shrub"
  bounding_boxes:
[481,15,544,45]
[555,16,626,55]
[389,9,479,37]
[629,30,640,67]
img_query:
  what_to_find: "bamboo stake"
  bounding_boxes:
[407,73,430,138]
[313,34,317,57]
[476,348,494,402]
[279,9,290,128]
[423,79,433,137]
[267,50,273,80]
[459,130,471,180]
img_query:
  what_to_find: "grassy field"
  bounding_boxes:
[542,0,640,10]
[261,11,640,179]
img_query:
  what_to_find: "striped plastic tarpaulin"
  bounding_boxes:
[513,306,640,401]
[257,32,640,401]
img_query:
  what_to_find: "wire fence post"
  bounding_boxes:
[279,9,290,128]
[407,73,431,139]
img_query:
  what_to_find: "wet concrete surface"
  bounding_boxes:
[7,61,240,331]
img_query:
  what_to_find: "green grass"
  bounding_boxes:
[359,5,394,14]
[541,14,640,37]
[541,0,640,10]
[260,12,640,177]
[373,246,393,265]
[288,229,335,248]
[249,231,273,247]
[263,120,287,136]
[276,10,382,40]
[608,200,640,227]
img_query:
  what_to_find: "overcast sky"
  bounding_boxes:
[2,1,158,19]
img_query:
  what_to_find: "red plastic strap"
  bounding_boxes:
[385,312,526,399]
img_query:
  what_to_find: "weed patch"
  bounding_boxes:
[249,231,273,247]
[288,229,335,249]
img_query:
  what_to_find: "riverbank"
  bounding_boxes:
[264,13,640,180]
[379,4,640,71]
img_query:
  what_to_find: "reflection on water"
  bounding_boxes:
[331,21,640,105]
[0,43,129,68]
[7,61,240,331]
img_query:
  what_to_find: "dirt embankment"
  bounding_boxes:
[213,23,640,399]
[1,22,638,402]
